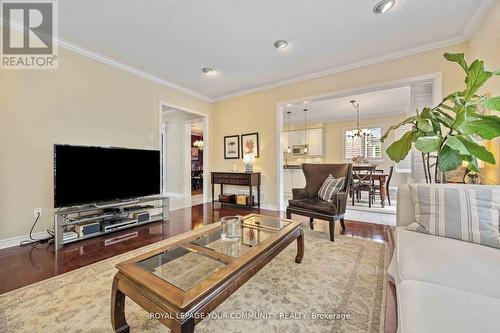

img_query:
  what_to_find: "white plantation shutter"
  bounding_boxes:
[344,128,382,160]
[345,132,362,160]
[394,123,413,173]
[365,128,382,159]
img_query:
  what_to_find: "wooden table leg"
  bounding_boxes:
[295,228,304,264]
[249,185,253,208]
[111,275,129,333]
[257,184,261,208]
[171,318,195,333]
[211,183,215,204]
[379,175,386,208]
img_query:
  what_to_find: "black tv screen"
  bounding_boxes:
[54,145,160,207]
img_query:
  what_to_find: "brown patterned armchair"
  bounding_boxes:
[286,163,352,241]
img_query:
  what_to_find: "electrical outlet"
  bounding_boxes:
[34,208,42,218]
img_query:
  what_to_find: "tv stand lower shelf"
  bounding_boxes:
[54,195,169,249]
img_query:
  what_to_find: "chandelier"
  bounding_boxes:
[347,100,371,138]
[193,140,203,150]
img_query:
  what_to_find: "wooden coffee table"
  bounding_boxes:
[111,214,304,333]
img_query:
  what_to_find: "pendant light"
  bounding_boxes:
[348,100,371,138]
[303,108,308,153]
[286,111,292,153]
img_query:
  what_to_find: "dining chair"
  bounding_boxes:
[352,166,375,207]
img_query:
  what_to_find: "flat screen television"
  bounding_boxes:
[54,144,161,208]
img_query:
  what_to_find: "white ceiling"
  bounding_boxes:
[284,86,411,123]
[58,0,489,100]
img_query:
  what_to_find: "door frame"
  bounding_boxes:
[159,101,210,204]
[275,71,443,211]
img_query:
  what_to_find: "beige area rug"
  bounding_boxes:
[0,227,387,333]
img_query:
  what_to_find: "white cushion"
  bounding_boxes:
[408,184,500,248]
[391,227,500,298]
[397,280,500,333]
[397,184,415,227]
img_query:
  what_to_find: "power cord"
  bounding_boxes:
[20,212,54,247]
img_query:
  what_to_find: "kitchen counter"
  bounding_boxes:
[283,165,302,169]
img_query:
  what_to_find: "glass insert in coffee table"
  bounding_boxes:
[137,246,228,291]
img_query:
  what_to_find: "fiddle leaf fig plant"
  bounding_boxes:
[381,53,500,183]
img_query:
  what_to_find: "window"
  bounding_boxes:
[395,123,413,173]
[344,127,382,161]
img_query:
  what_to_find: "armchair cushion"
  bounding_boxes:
[292,188,309,200]
[318,175,346,202]
[288,198,338,215]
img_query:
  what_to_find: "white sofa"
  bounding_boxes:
[388,184,500,333]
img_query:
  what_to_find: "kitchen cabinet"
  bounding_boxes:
[305,128,324,155]
[281,132,290,152]
[283,128,324,155]
[283,168,306,196]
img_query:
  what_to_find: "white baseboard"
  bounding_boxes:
[164,192,184,198]
[0,231,51,250]
[259,203,278,211]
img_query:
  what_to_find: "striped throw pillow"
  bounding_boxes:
[318,175,346,202]
[408,184,500,249]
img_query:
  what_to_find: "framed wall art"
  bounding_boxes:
[224,135,240,159]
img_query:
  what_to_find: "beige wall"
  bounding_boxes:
[211,43,469,208]
[0,44,212,240]
[467,0,500,184]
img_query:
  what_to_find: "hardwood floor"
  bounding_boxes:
[0,203,396,332]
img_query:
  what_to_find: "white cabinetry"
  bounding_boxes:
[284,168,306,196]
[305,128,324,156]
[283,128,324,155]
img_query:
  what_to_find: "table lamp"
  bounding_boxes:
[243,154,255,173]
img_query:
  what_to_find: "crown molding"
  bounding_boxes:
[0,20,213,103]
[462,0,494,39]
[212,36,465,103]
[54,39,214,102]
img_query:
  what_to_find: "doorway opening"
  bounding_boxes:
[275,72,442,225]
[159,102,209,209]
[190,120,204,196]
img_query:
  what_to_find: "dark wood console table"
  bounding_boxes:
[211,172,261,208]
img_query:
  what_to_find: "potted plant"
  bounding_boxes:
[381,53,500,183]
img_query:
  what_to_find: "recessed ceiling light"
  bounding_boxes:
[274,40,288,49]
[303,101,309,104]
[202,67,215,75]
[373,0,395,14]
[286,104,292,107]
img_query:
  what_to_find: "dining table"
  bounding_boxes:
[351,166,389,208]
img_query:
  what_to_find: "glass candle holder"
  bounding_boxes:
[221,216,241,241]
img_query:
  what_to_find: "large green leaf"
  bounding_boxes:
[444,136,468,155]
[484,97,500,111]
[438,145,462,171]
[417,118,433,132]
[444,53,468,72]
[386,131,416,162]
[464,60,493,100]
[420,107,432,118]
[457,136,496,164]
[415,136,443,153]
[381,116,416,142]
[462,155,480,173]
[460,114,500,140]
[432,110,453,128]
[452,108,466,129]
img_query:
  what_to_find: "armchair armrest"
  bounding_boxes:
[333,192,348,215]
[292,188,309,200]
